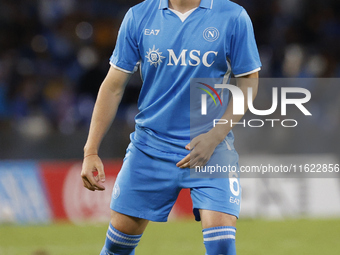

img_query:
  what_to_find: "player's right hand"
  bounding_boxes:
[81,155,106,191]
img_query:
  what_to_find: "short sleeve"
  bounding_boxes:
[110,8,140,73]
[229,9,262,77]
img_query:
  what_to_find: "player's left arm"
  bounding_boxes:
[176,71,259,168]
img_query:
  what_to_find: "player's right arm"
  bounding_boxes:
[81,66,131,191]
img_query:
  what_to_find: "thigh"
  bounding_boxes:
[110,210,149,235]
[110,143,181,222]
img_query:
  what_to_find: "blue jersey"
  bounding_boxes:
[110,0,261,152]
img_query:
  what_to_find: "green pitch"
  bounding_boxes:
[0,219,339,255]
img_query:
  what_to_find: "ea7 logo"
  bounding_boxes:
[145,29,160,35]
[201,84,312,116]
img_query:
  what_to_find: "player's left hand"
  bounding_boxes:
[176,132,221,169]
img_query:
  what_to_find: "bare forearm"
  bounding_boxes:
[83,67,130,156]
[209,72,259,144]
[177,73,259,168]
[83,87,123,155]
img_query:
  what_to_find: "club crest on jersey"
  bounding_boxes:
[203,27,220,42]
[145,45,166,67]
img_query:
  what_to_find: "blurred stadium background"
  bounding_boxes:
[0,0,340,254]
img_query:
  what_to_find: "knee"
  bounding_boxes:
[200,210,237,229]
[110,210,148,235]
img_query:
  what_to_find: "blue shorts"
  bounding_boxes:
[110,130,241,222]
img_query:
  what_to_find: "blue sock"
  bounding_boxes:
[203,226,236,255]
[100,223,142,255]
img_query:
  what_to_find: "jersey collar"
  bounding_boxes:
[158,0,213,10]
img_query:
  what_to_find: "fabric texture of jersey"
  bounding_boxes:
[110,0,262,150]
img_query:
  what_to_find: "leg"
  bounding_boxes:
[102,143,181,254]
[183,139,241,255]
[100,210,149,255]
[200,209,237,255]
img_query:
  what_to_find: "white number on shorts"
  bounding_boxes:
[229,172,240,196]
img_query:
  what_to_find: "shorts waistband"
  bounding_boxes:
[131,126,189,156]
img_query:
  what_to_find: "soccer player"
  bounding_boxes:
[81,0,261,254]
